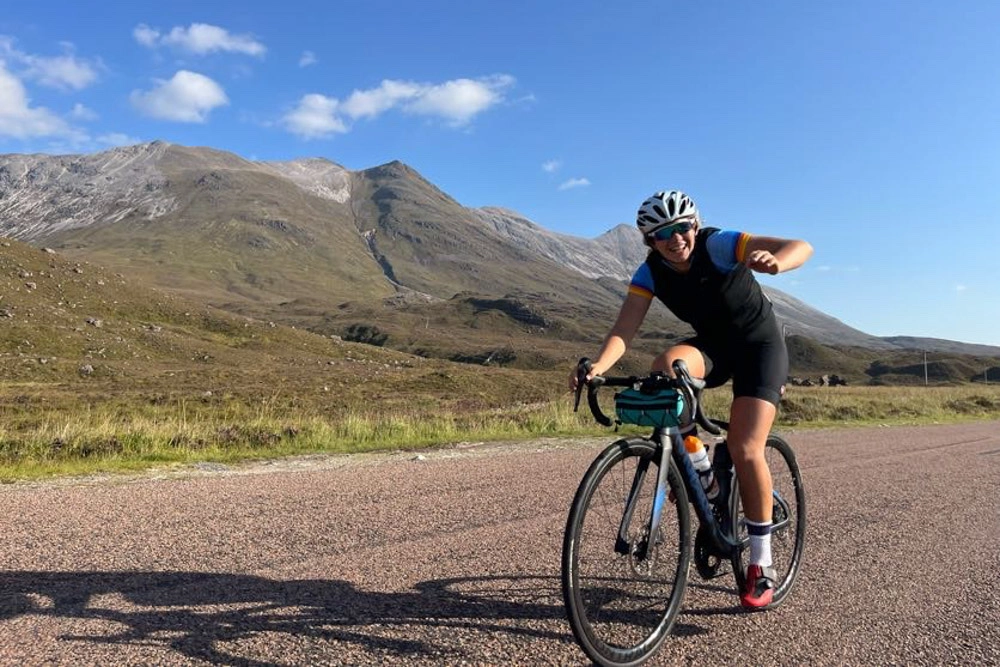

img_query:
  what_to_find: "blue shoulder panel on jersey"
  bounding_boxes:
[629,263,655,298]
[705,230,744,272]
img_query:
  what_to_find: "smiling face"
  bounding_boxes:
[647,218,698,267]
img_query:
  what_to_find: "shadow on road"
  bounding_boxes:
[0,570,726,664]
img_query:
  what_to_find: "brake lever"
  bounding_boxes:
[573,357,592,412]
[587,377,612,427]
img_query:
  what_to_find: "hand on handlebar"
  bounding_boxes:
[570,358,594,410]
[568,358,720,434]
[571,357,614,426]
[569,358,593,389]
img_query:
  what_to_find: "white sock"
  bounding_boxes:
[746,519,773,567]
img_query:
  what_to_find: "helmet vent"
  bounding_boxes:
[634,190,698,233]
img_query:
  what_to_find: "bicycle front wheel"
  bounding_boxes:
[730,434,806,607]
[562,438,691,667]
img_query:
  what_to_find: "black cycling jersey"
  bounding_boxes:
[643,227,787,404]
[644,227,773,339]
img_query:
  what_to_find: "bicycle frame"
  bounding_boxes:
[576,357,793,564]
[616,426,740,562]
[665,429,731,547]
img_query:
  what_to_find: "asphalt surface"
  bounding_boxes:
[0,421,998,666]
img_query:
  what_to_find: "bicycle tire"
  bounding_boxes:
[562,438,691,667]
[729,434,806,607]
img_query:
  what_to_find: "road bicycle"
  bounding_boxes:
[561,358,806,666]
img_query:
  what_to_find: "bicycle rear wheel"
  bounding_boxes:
[730,434,806,606]
[562,438,691,667]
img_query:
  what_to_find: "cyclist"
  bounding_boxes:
[569,190,813,608]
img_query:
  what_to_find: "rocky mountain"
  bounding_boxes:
[0,143,623,312]
[0,142,386,308]
[2,142,997,367]
[347,161,623,308]
[472,208,639,281]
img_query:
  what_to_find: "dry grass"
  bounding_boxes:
[3,237,999,481]
[774,384,1000,426]
[2,379,998,482]
[0,385,584,480]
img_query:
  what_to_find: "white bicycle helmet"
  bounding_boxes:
[635,190,699,234]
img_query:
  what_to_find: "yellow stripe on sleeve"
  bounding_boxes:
[628,285,654,300]
[736,232,752,263]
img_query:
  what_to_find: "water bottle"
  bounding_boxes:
[684,434,719,500]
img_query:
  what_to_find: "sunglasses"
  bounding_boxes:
[647,221,694,242]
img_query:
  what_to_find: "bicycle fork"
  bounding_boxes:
[615,431,741,562]
[613,452,656,558]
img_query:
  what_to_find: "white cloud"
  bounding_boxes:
[542,159,561,173]
[282,94,347,138]
[282,75,515,139]
[956,284,967,293]
[134,23,266,57]
[130,70,228,123]
[404,75,513,124]
[133,25,159,48]
[299,51,317,67]
[558,177,591,190]
[0,60,81,139]
[0,37,99,91]
[25,53,99,90]
[70,103,98,121]
[341,80,422,119]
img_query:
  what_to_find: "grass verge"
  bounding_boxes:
[1,384,999,482]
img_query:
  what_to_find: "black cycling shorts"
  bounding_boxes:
[682,318,788,406]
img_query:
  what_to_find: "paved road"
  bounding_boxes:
[0,421,998,665]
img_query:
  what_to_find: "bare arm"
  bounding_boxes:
[569,293,652,390]
[743,235,813,275]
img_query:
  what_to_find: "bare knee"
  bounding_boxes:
[727,397,776,470]
[652,345,705,377]
[727,438,766,470]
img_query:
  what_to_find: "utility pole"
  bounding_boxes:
[924,351,928,386]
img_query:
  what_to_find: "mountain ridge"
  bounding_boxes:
[2,141,998,363]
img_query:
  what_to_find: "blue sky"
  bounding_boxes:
[1,1,998,346]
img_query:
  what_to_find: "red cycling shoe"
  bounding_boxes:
[740,564,776,609]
